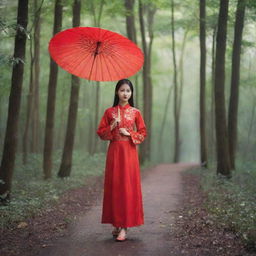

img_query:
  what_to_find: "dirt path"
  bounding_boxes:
[38,163,199,256]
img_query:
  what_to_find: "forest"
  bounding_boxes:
[0,0,256,255]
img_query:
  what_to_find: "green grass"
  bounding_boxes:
[186,160,256,248]
[0,151,106,229]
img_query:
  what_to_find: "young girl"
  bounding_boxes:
[97,79,147,242]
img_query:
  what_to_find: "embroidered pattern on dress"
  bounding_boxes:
[124,108,137,121]
[111,110,118,120]
[104,106,144,143]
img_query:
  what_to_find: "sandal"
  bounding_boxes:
[116,228,127,242]
[112,227,120,236]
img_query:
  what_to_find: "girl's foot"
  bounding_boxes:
[112,227,120,236]
[116,228,127,242]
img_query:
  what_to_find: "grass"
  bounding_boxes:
[0,150,106,229]
[185,160,256,249]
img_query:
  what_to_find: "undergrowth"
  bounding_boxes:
[0,151,106,229]
[186,160,256,251]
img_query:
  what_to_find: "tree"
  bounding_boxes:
[199,0,208,167]
[124,0,137,43]
[31,0,42,153]
[209,25,217,163]
[138,0,156,163]
[58,0,81,178]
[0,0,29,202]
[85,0,105,156]
[214,0,231,177]
[22,35,34,164]
[124,0,139,107]
[228,0,246,169]
[43,0,63,179]
[22,0,43,164]
[171,0,180,162]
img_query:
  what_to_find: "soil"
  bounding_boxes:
[0,163,255,256]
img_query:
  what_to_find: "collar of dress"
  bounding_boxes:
[117,103,130,110]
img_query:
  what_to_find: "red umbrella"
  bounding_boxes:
[48,27,144,81]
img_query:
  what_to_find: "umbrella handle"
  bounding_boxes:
[118,107,121,127]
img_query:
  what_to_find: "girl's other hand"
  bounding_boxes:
[119,128,130,136]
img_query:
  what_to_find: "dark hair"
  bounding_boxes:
[112,79,134,107]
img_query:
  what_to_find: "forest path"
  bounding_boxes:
[38,163,199,256]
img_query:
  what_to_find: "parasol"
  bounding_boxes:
[48,27,144,81]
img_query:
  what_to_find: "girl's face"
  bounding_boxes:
[117,83,132,103]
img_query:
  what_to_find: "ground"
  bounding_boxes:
[0,163,255,256]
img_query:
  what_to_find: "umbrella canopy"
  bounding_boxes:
[48,27,144,81]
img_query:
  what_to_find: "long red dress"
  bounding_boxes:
[97,103,147,228]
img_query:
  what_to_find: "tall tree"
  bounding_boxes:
[92,81,100,153]
[22,35,35,164]
[138,0,156,163]
[58,0,81,178]
[124,0,139,108]
[209,25,217,163]
[124,0,137,43]
[31,0,42,153]
[214,0,231,177]
[0,0,29,202]
[147,4,156,160]
[89,0,104,155]
[22,0,43,164]
[199,0,208,167]
[171,0,180,162]
[228,0,246,169]
[43,0,63,179]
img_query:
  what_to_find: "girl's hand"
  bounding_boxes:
[110,117,121,131]
[119,128,130,136]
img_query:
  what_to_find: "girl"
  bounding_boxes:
[97,79,147,241]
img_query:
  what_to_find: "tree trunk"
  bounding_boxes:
[58,0,81,177]
[57,76,79,176]
[124,0,139,108]
[0,0,29,202]
[124,0,137,43]
[43,0,63,179]
[138,0,149,163]
[88,111,94,155]
[138,1,149,162]
[177,30,188,158]
[228,0,246,170]
[92,82,100,154]
[22,37,34,165]
[199,0,208,167]
[31,0,42,153]
[171,0,179,163]
[209,26,217,163]
[214,0,231,177]
[138,1,155,163]
[89,0,104,155]
[147,5,156,161]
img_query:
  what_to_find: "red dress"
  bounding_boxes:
[97,103,147,228]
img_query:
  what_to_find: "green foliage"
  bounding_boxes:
[0,151,105,229]
[188,162,256,248]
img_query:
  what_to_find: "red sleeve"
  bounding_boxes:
[130,110,147,145]
[96,110,113,141]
